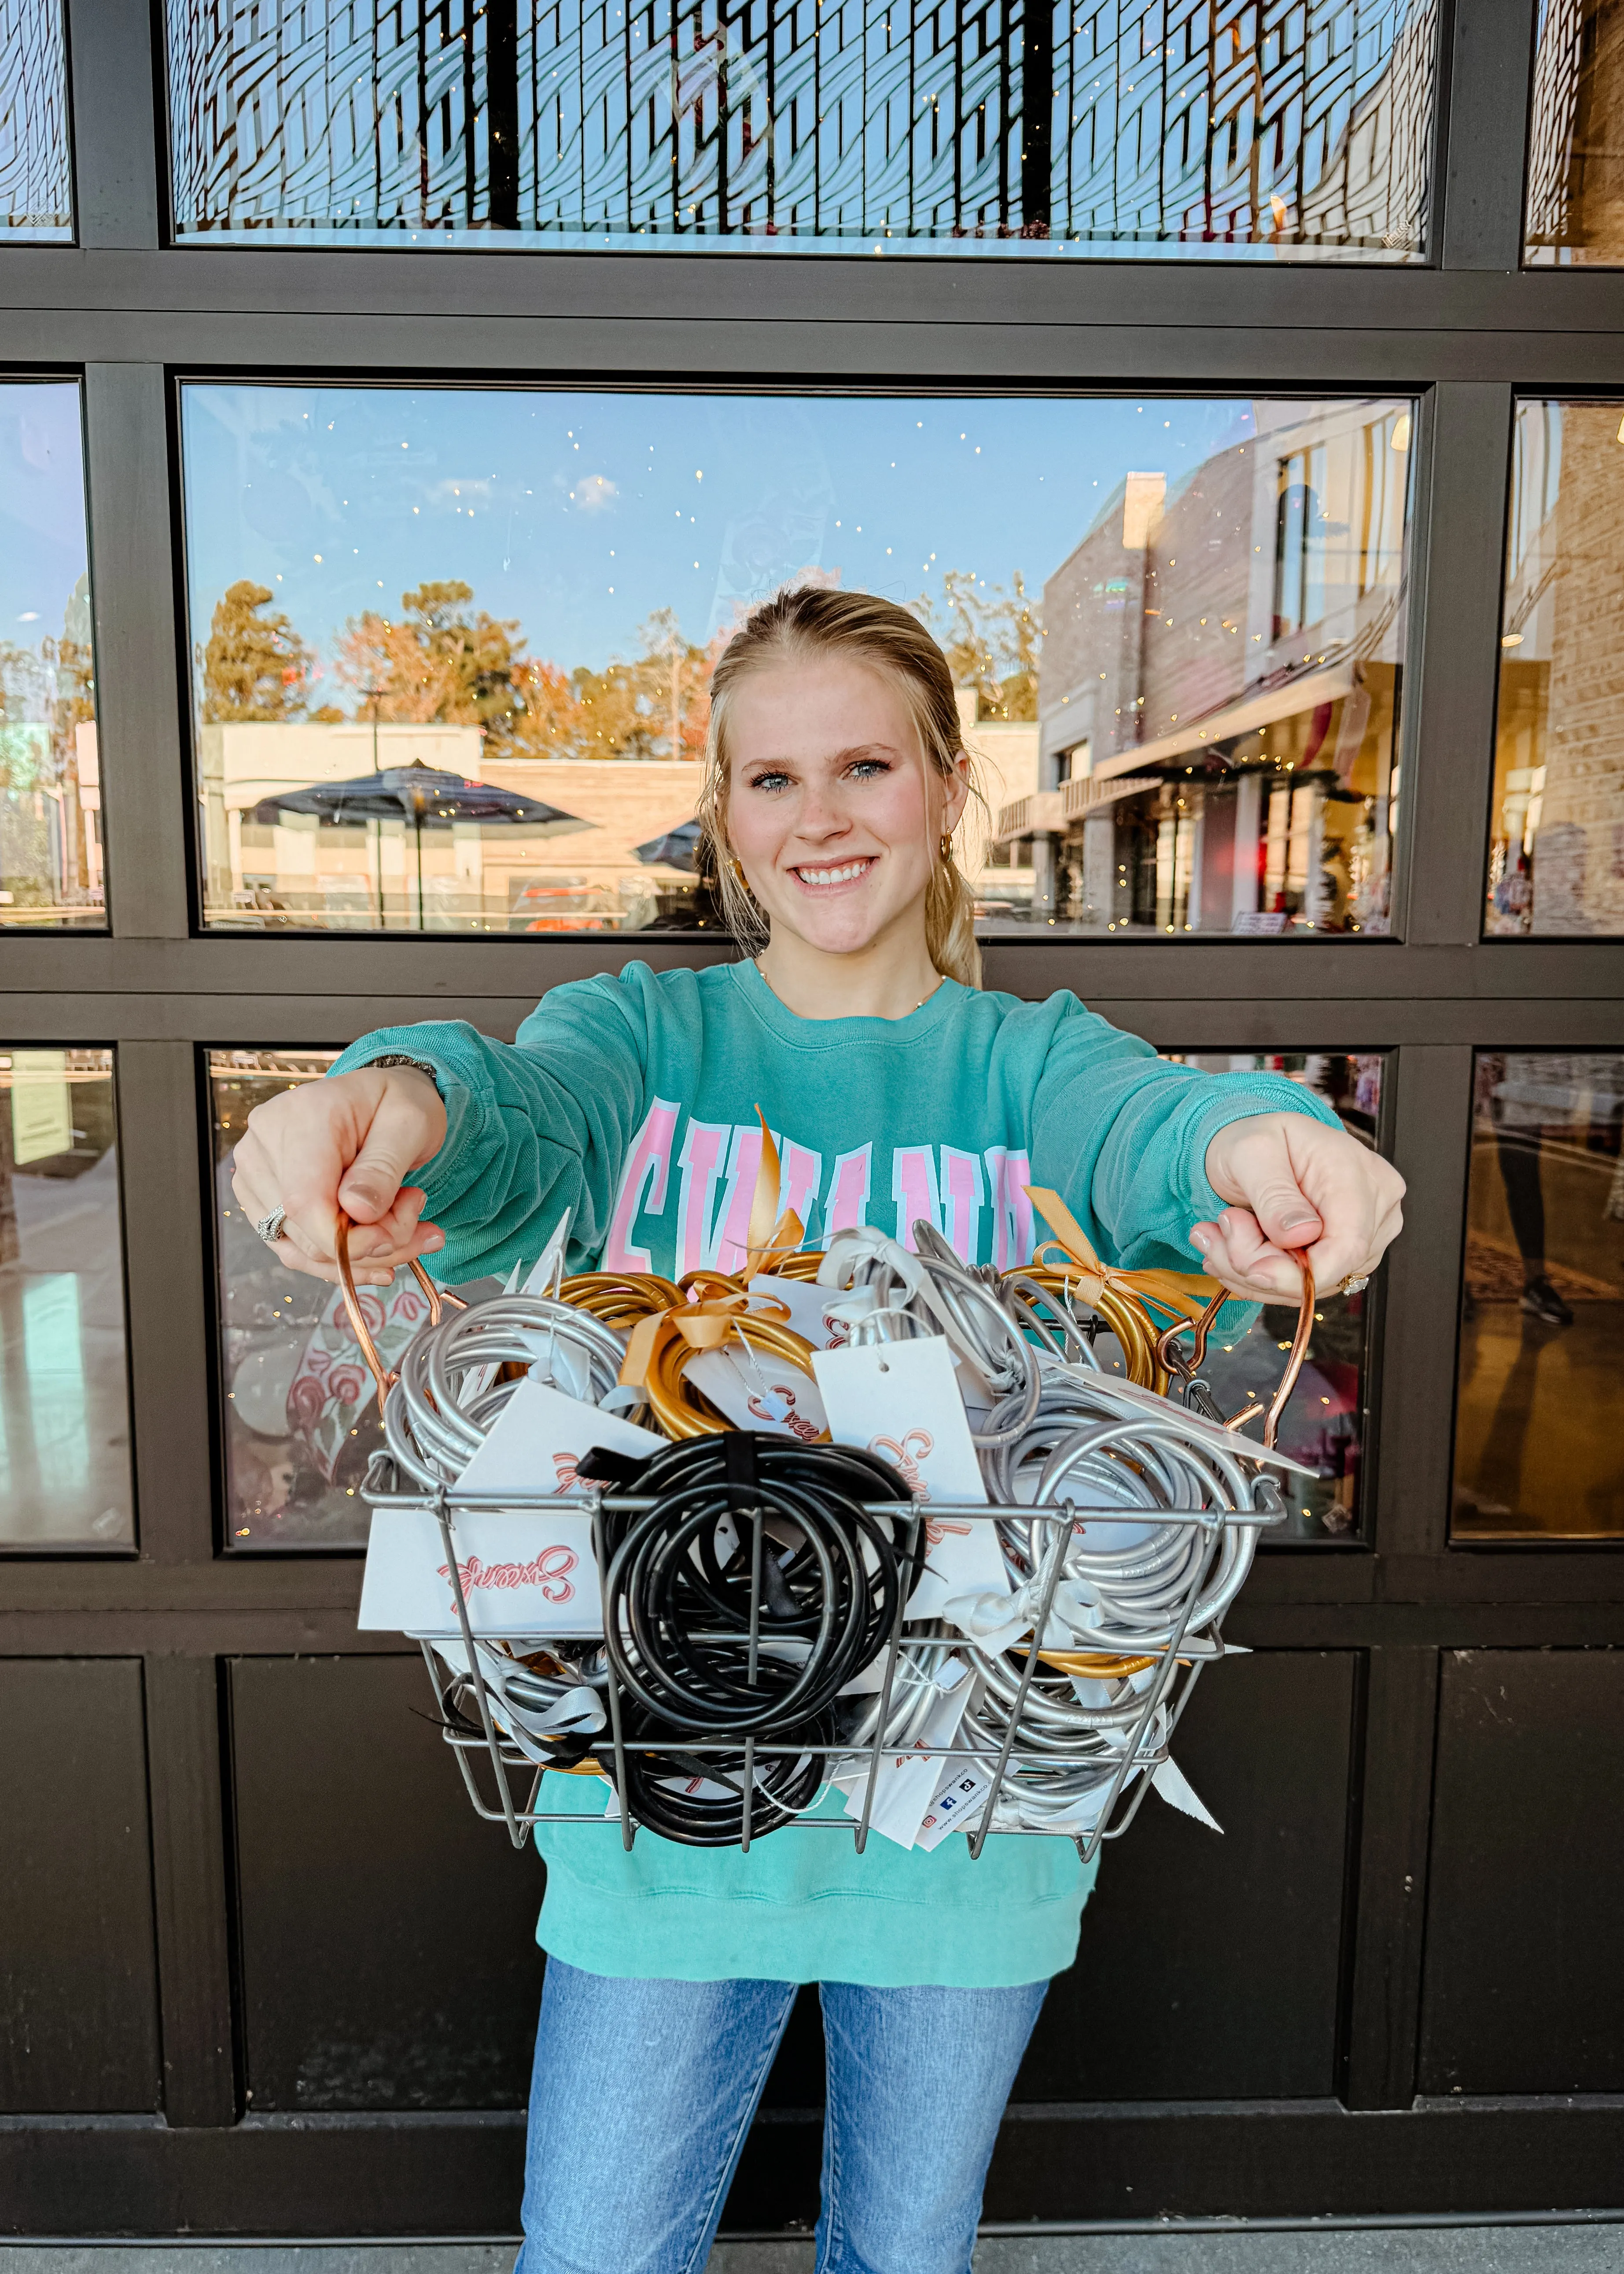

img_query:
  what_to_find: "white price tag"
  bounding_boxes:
[747,1275,857,1352]
[915,1761,992,1851]
[835,1660,972,1850]
[456,1375,662,1498]
[811,1335,1009,1620]
[682,1344,829,1441]
[358,1506,600,1636]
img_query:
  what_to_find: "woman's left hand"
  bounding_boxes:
[1194,1113,1405,1302]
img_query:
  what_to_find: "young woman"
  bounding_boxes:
[234,587,1403,2274]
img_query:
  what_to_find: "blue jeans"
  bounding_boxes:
[515,1959,1048,2274]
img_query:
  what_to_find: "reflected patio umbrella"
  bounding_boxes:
[253,761,589,930]
[633,817,703,873]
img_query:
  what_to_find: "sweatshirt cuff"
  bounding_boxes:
[328,1030,472,1204]
[1178,1080,1344,1231]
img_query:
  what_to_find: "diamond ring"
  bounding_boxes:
[1339,1272,1370,1296]
[254,1205,288,1246]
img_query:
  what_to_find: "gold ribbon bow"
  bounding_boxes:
[1021,1187,1224,1393]
[619,1283,825,1441]
[743,1108,811,1278]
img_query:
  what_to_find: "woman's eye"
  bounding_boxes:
[746,770,791,794]
[848,759,891,781]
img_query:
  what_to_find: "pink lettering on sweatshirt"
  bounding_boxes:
[603,1098,679,1270]
[891,1146,942,1251]
[939,1146,985,1262]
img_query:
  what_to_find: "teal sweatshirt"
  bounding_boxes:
[336,959,1338,1987]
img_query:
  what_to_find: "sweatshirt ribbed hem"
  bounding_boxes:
[534,1870,1090,1987]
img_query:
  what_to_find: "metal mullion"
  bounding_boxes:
[1339,1644,1440,2110]
[64,0,165,250]
[4,976,1624,1040]
[143,1653,237,2127]
[116,1040,217,1566]
[1436,0,1539,273]
[7,247,1624,335]
[1391,382,1514,947]
[1371,1045,1475,1562]
[84,364,192,943]
[10,311,1624,390]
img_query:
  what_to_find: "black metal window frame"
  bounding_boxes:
[4,0,1624,2233]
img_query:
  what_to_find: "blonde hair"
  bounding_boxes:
[696,586,984,988]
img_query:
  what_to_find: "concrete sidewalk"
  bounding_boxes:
[2,2229,1623,2273]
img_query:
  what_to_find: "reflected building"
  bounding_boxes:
[1009,397,1411,935]
[1489,398,1624,937]
[1526,0,1624,265]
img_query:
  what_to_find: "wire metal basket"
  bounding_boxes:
[345,1212,1311,1861]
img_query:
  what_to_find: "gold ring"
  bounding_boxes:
[1339,1272,1370,1296]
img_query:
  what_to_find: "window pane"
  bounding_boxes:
[182,385,1414,940]
[214,1051,379,1548]
[1454,1053,1624,1540]
[0,381,104,929]
[0,1048,133,1547]
[1160,1052,1384,1541]
[166,0,1436,262]
[0,0,72,239]
[1526,0,1624,265]
[1488,399,1624,936]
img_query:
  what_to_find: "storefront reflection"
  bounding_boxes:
[0,1048,133,1545]
[182,387,1415,944]
[1162,1052,1384,1540]
[214,1050,402,1548]
[1488,400,1624,936]
[1454,1054,1624,1538]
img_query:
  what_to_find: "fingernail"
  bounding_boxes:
[1281,1209,1319,1230]
[423,1232,444,1252]
[1189,1228,1210,1252]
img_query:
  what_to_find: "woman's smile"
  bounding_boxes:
[788,855,878,892]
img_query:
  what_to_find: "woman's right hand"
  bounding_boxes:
[230,1064,449,1287]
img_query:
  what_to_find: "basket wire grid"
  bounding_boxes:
[363,1467,1286,1862]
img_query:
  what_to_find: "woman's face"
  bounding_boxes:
[724,654,969,959]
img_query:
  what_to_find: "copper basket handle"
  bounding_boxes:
[1254,1253,1315,1452]
[1208,1253,1316,1451]
[334,1209,464,1419]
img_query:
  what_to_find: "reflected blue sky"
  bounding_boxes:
[0,382,89,660]
[182,387,1259,678]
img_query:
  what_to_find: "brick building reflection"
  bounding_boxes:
[997,398,1412,936]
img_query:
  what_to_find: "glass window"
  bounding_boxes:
[1160,1052,1384,1541]
[214,1050,389,1548]
[165,0,1436,262]
[0,1048,133,1547]
[1487,399,1624,937]
[0,1,72,239]
[181,385,1414,940]
[0,381,103,929]
[1454,1053,1624,1540]
[1525,0,1624,265]
[214,1044,1382,1549]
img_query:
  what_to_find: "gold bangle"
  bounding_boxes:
[1039,1650,1158,1680]
[1013,1264,1170,1393]
[560,1270,685,1328]
[764,1248,826,1283]
[641,1310,827,1440]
